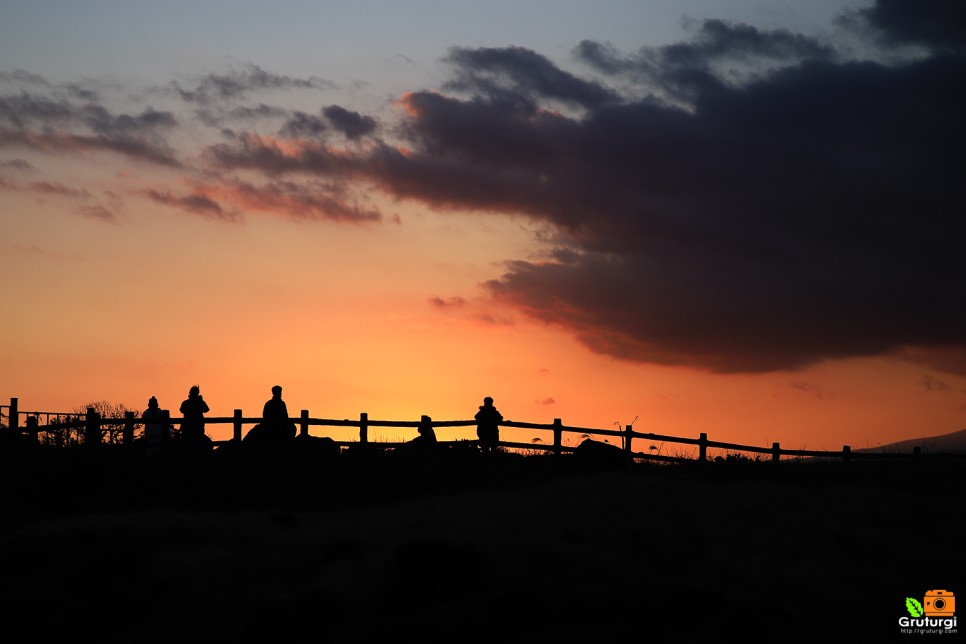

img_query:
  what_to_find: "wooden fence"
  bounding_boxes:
[0,396,954,462]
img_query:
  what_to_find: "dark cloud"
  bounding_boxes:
[0,93,75,129]
[443,45,619,109]
[0,92,180,166]
[845,0,966,52]
[580,18,834,71]
[666,18,835,63]
[204,132,353,177]
[350,1,963,375]
[322,105,377,139]
[171,64,333,105]
[0,93,176,135]
[0,130,181,167]
[81,105,178,136]
[575,19,836,103]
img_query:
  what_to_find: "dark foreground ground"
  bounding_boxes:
[1,445,963,643]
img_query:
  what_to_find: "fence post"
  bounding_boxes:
[624,424,633,456]
[123,411,135,445]
[699,433,708,462]
[912,446,921,459]
[300,410,309,437]
[162,410,171,443]
[842,445,851,464]
[360,412,368,445]
[85,407,100,447]
[771,442,781,462]
[9,397,18,433]
[233,409,243,442]
[552,418,562,456]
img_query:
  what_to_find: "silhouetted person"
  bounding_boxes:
[179,385,210,447]
[475,396,503,453]
[244,385,297,448]
[410,415,437,447]
[263,385,296,437]
[141,396,166,446]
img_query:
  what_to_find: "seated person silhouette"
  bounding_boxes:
[475,396,503,453]
[409,415,437,447]
[244,385,297,448]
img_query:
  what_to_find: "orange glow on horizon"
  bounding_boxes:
[2,170,964,452]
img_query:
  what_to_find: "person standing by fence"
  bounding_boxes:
[263,385,296,440]
[245,385,296,447]
[141,396,166,446]
[179,385,210,447]
[475,396,503,453]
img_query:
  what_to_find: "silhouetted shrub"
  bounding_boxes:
[574,438,627,469]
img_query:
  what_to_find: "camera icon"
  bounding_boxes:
[924,590,955,616]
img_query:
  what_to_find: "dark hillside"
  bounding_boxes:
[1,448,962,642]
[856,428,966,455]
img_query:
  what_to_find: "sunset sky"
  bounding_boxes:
[2,0,964,450]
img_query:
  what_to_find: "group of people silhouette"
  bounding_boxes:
[139,386,505,452]
[140,385,213,449]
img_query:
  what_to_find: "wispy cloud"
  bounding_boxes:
[428,296,467,309]
[33,180,92,198]
[0,158,35,172]
[170,63,334,106]
[74,204,120,223]
[918,374,953,393]
[10,242,85,261]
[0,129,182,167]
[144,188,239,222]
[790,381,831,399]
[0,89,181,167]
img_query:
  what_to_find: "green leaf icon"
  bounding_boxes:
[906,597,924,617]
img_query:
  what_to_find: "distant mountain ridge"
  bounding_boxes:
[855,428,966,454]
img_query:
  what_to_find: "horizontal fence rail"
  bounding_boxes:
[2,397,961,463]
